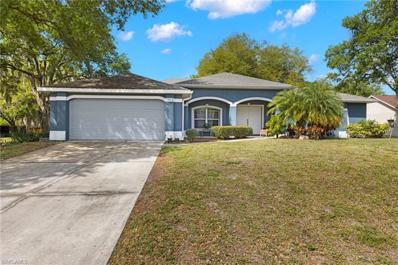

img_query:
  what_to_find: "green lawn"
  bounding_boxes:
[110,139,398,264]
[0,140,55,160]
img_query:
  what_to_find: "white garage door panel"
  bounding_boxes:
[69,99,165,140]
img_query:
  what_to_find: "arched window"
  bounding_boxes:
[192,106,222,129]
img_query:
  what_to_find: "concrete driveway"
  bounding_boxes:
[0,141,162,265]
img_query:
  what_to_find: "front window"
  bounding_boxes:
[193,107,221,129]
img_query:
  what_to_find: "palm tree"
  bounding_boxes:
[267,82,343,139]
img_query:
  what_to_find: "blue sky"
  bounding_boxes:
[113,0,369,84]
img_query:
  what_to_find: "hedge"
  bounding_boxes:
[211,126,253,139]
[347,120,389,138]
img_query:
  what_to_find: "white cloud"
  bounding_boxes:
[118,31,134,41]
[269,20,287,32]
[188,0,272,19]
[269,1,316,32]
[308,54,319,65]
[276,9,283,16]
[286,1,317,26]
[161,48,172,54]
[146,22,192,42]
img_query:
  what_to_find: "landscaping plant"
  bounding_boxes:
[185,129,199,142]
[10,130,46,143]
[347,120,389,138]
[266,115,287,137]
[211,126,252,139]
[267,82,343,139]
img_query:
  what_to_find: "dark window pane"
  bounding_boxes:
[207,108,220,119]
[194,108,206,119]
[207,119,219,127]
[194,119,206,128]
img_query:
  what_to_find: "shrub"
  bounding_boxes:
[292,125,328,140]
[185,129,199,142]
[10,131,44,143]
[267,81,343,139]
[266,115,287,137]
[347,120,389,138]
[0,137,14,146]
[211,126,253,139]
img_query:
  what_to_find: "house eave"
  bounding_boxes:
[37,87,193,96]
[342,99,375,103]
[179,84,292,90]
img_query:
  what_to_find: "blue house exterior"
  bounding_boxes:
[38,73,373,141]
[174,73,373,137]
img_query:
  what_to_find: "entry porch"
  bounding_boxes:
[184,97,271,135]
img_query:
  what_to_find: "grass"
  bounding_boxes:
[0,139,55,160]
[110,139,398,264]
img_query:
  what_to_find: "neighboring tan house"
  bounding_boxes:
[368,95,398,137]
[37,72,373,141]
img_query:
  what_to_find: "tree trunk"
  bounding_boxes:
[28,77,49,132]
[40,108,49,132]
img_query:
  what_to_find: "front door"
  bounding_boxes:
[236,105,263,134]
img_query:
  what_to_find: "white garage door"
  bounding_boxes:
[69,99,165,140]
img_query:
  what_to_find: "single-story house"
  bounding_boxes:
[367,95,398,136]
[37,72,373,141]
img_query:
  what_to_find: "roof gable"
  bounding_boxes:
[371,95,398,110]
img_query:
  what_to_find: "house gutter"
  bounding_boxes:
[179,84,292,90]
[37,87,192,95]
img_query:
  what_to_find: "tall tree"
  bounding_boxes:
[325,0,398,97]
[196,34,259,77]
[256,45,310,86]
[196,33,311,86]
[326,75,383,97]
[0,70,39,131]
[0,0,164,130]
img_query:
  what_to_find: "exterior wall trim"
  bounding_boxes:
[50,96,68,101]
[181,100,185,136]
[232,97,272,106]
[185,96,273,107]
[345,108,350,126]
[51,94,182,102]
[165,131,184,140]
[337,108,349,138]
[49,130,66,141]
[191,105,223,129]
[185,96,233,106]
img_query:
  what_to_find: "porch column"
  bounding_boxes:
[49,93,68,141]
[164,97,184,140]
[229,105,237,125]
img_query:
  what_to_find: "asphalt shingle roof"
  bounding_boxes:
[372,95,398,109]
[338,93,375,103]
[174,72,292,90]
[48,73,189,91]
